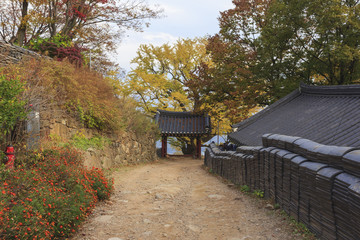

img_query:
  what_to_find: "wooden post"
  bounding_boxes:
[161,136,167,157]
[196,137,201,159]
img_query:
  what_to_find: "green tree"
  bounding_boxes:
[0,74,28,143]
[259,0,360,86]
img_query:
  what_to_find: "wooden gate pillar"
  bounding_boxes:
[196,137,201,159]
[161,136,167,157]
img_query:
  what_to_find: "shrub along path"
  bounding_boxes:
[72,157,307,240]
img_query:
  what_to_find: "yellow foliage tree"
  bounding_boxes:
[126,38,209,113]
[121,38,239,153]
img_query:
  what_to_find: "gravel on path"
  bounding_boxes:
[71,157,307,240]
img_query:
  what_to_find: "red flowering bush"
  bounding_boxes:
[0,147,113,239]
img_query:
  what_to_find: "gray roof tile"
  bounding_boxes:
[229,84,360,147]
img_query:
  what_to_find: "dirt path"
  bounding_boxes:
[72,157,304,240]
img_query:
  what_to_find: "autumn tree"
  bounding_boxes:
[122,38,234,154]
[203,0,272,112]
[0,0,162,70]
[207,0,360,106]
[126,38,209,113]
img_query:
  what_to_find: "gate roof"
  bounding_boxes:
[155,110,211,137]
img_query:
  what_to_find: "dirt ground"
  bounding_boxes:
[71,157,307,240]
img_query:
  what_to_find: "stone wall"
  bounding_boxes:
[39,107,157,169]
[0,41,41,66]
[82,132,156,169]
[204,134,360,240]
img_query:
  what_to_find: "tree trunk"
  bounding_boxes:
[49,0,57,37]
[181,137,196,155]
[61,0,86,37]
[16,0,29,46]
[193,94,201,113]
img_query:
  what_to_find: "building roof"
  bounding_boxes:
[229,83,360,147]
[155,110,211,136]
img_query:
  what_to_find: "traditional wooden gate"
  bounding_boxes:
[155,110,211,159]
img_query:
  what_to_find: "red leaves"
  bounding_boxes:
[72,7,87,21]
[35,42,86,67]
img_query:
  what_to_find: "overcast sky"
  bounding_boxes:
[114,0,234,72]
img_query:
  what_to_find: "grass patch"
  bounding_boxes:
[239,185,251,193]
[70,132,111,151]
[252,189,264,198]
[44,132,111,152]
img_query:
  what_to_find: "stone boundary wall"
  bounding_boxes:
[0,41,42,66]
[39,108,157,169]
[204,134,360,240]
